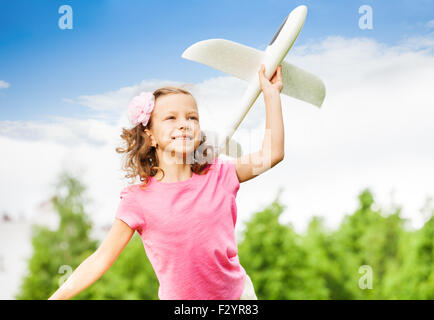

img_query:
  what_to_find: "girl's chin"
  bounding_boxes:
[170,141,195,151]
[169,147,195,156]
[167,149,195,164]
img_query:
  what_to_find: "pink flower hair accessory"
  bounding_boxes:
[127,91,155,127]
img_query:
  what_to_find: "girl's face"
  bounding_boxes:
[144,93,201,162]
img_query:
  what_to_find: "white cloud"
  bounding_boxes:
[0,80,10,89]
[0,118,118,146]
[64,79,194,112]
[426,20,434,29]
[1,34,434,235]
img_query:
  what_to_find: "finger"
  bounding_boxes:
[271,69,281,83]
[258,65,266,80]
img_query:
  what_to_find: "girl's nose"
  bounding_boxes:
[179,122,191,130]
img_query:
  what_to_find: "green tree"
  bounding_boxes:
[238,188,329,299]
[382,198,434,299]
[16,171,161,300]
[237,187,418,300]
[83,233,160,299]
[330,189,405,299]
[16,172,98,299]
[301,216,351,299]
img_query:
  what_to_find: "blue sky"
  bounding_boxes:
[1,0,433,121]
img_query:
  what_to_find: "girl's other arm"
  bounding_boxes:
[48,219,135,300]
[235,64,285,183]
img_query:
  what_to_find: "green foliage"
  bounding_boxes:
[330,189,405,299]
[238,189,329,299]
[238,188,433,299]
[82,233,159,300]
[16,173,434,299]
[16,173,99,299]
[382,214,434,299]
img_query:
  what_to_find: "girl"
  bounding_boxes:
[48,64,284,300]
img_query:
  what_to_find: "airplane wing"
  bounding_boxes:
[181,38,326,107]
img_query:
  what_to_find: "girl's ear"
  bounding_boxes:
[144,129,157,148]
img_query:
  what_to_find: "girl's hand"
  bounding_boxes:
[258,64,283,96]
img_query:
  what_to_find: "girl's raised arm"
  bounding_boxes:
[235,65,285,183]
[48,219,135,300]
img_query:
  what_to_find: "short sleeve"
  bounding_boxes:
[115,186,144,231]
[215,157,240,195]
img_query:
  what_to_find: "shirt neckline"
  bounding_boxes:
[151,171,198,187]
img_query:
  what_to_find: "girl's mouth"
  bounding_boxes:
[172,135,193,141]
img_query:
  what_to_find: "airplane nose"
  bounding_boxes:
[268,15,289,46]
[268,5,308,47]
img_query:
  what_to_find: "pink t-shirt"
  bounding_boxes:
[114,156,247,300]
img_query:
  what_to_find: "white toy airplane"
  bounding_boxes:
[181,5,326,156]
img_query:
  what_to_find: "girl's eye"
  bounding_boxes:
[166,116,198,120]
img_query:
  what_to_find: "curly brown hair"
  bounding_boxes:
[116,86,216,189]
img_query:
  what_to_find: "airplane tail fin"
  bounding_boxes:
[281,61,326,107]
